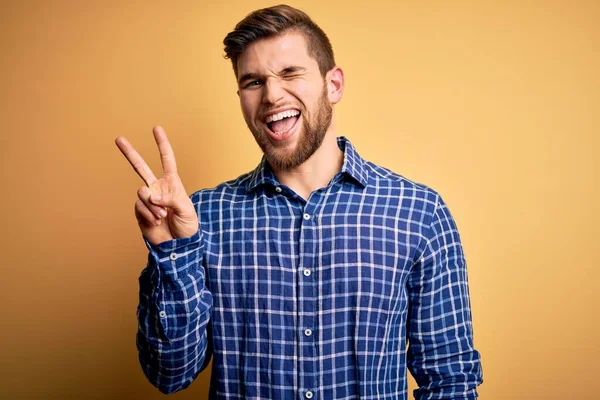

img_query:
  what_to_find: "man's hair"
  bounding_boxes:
[223,4,336,78]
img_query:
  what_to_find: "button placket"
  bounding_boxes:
[298,202,318,397]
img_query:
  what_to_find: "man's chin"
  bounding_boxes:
[264,147,301,171]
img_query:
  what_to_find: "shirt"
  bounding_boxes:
[136,137,483,399]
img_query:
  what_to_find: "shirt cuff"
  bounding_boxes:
[144,230,203,281]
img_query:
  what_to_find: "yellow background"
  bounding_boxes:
[1,0,598,398]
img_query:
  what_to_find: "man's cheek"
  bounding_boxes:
[239,104,252,123]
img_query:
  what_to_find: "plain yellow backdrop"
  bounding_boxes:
[1,0,598,399]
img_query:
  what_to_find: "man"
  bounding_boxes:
[116,4,483,399]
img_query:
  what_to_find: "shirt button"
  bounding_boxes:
[159,311,167,318]
[275,186,282,193]
[303,213,311,220]
[169,253,178,261]
[305,390,314,399]
[303,269,311,277]
[304,328,312,337]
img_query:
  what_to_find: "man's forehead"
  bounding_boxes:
[236,32,315,74]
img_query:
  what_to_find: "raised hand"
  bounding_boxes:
[115,126,198,246]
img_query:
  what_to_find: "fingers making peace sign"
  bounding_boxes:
[115,126,198,246]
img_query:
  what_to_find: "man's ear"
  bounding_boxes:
[326,66,344,105]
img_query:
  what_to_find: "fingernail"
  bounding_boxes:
[159,209,167,217]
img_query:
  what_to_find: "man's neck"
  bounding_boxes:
[271,128,344,201]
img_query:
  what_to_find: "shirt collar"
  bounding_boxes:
[247,136,369,192]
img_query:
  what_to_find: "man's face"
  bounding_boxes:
[236,32,333,171]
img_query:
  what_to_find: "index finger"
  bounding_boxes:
[115,136,158,186]
[153,126,178,174]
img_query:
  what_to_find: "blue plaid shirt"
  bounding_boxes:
[137,137,483,399]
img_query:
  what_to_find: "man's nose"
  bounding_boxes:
[261,79,284,105]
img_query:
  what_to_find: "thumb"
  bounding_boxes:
[150,193,191,214]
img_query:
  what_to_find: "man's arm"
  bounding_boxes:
[115,127,213,393]
[137,227,213,394]
[407,194,483,399]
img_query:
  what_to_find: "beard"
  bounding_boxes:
[249,86,333,171]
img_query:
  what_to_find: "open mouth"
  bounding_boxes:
[265,109,301,136]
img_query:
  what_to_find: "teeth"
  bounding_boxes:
[265,110,300,123]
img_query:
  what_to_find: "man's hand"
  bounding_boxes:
[115,126,198,246]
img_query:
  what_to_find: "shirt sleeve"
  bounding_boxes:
[406,194,483,399]
[136,228,213,394]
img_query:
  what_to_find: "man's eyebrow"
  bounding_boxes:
[278,66,306,75]
[238,66,307,85]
